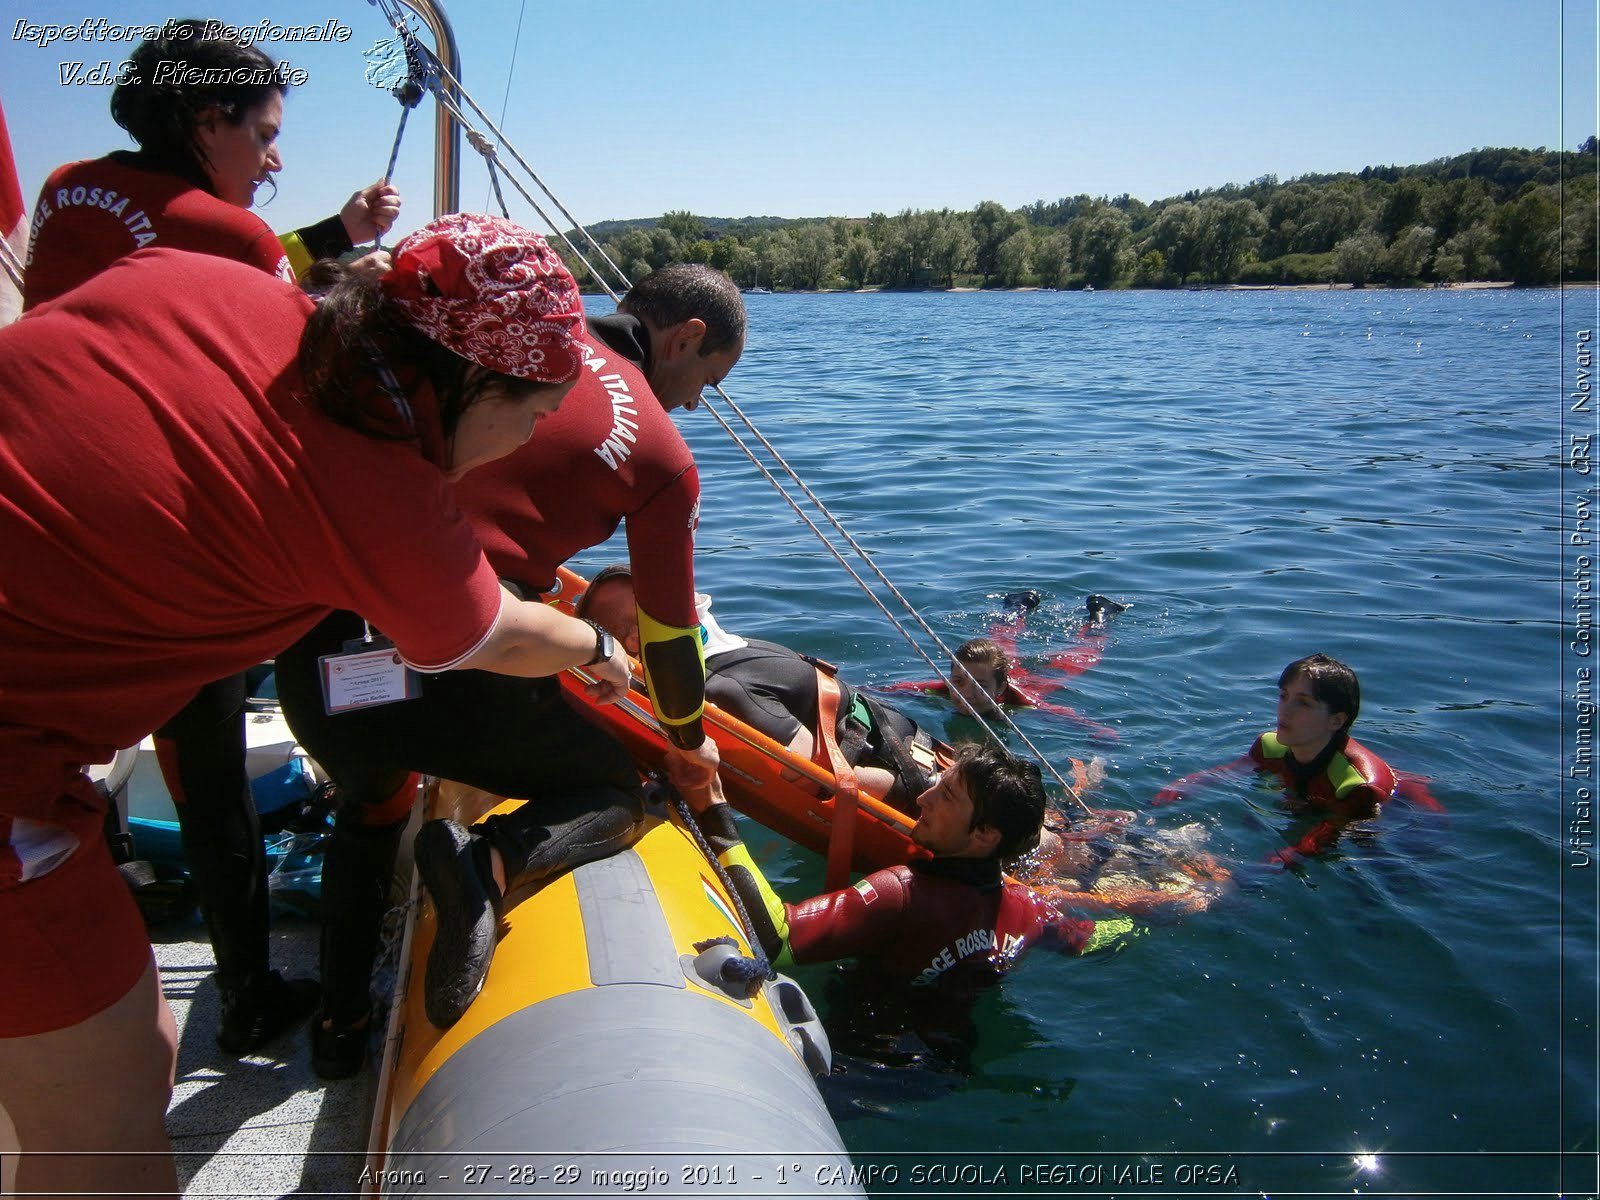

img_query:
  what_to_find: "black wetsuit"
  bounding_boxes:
[704,641,927,802]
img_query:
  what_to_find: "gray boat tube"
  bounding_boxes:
[375,822,861,1197]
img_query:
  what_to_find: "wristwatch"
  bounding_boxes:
[582,618,616,667]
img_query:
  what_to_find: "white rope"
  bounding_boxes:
[0,235,24,292]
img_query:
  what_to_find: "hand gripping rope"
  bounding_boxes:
[665,784,774,998]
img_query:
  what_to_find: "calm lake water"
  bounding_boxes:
[575,286,1597,1199]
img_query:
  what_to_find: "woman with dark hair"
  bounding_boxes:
[23,17,399,306]
[0,213,628,1200]
[20,17,403,1058]
[1151,653,1445,866]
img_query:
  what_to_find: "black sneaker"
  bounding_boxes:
[311,1010,370,1080]
[414,819,500,1029]
[216,970,319,1056]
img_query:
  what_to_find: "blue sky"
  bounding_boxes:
[2,0,1595,238]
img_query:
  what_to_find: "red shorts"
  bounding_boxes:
[0,833,152,1036]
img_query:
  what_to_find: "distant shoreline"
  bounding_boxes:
[754,280,1535,295]
[584,279,1593,299]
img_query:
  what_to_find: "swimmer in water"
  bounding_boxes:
[1152,652,1439,866]
[1021,779,1233,919]
[883,592,1128,741]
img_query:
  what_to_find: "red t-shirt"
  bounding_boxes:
[0,248,503,834]
[23,153,292,308]
[452,335,700,629]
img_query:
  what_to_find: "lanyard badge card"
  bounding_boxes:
[319,621,422,714]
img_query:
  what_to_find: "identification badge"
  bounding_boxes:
[318,637,422,714]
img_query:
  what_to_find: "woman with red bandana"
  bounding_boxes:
[22,19,404,1059]
[0,213,628,1200]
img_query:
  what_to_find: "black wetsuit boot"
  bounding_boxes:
[164,674,317,1055]
[313,815,407,1078]
[477,785,647,892]
[415,786,646,1028]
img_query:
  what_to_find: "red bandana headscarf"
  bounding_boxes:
[381,212,588,383]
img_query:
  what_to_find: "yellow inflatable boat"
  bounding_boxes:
[364,780,861,1196]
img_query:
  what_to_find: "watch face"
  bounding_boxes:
[587,620,615,665]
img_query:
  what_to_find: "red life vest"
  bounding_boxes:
[1249,731,1396,814]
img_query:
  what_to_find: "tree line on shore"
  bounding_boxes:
[562,140,1598,291]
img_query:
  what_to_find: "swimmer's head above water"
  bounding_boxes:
[1275,652,1361,762]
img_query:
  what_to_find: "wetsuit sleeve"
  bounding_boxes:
[783,869,911,966]
[985,616,1022,659]
[1394,772,1446,812]
[692,803,790,963]
[637,606,706,749]
[1042,912,1140,955]
[1330,742,1394,817]
[1042,625,1108,679]
[1330,782,1385,820]
[1151,755,1254,806]
[1024,694,1120,742]
[691,808,915,969]
[1265,819,1345,868]
[279,214,354,281]
[1266,764,1388,867]
[627,462,706,750]
[878,680,946,696]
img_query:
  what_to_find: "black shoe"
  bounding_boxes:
[311,1010,370,1080]
[216,971,319,1056]
[414,819,499,1029]
[1001,589,1042,614]
[1085,594,1129,625]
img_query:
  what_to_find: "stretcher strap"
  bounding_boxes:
[814,668,859,891]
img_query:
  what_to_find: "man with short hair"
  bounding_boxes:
[455,263,744,759]
[275,263,747,1062]
[680,743,1137,996]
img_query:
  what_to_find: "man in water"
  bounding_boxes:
[677,743,1138,994]
[584,569,1227,918]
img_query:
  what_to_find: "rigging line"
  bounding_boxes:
[395,45,631,288]
[365,6,627,294]
[489,0,529,210]
[466,130,513,222]
[694,400,1009,744]
[0,239,23,291]
[439,96,618,292]
[385,34,624,293]
[417,71,630,312]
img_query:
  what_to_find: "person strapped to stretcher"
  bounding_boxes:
[578,564,941,809]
